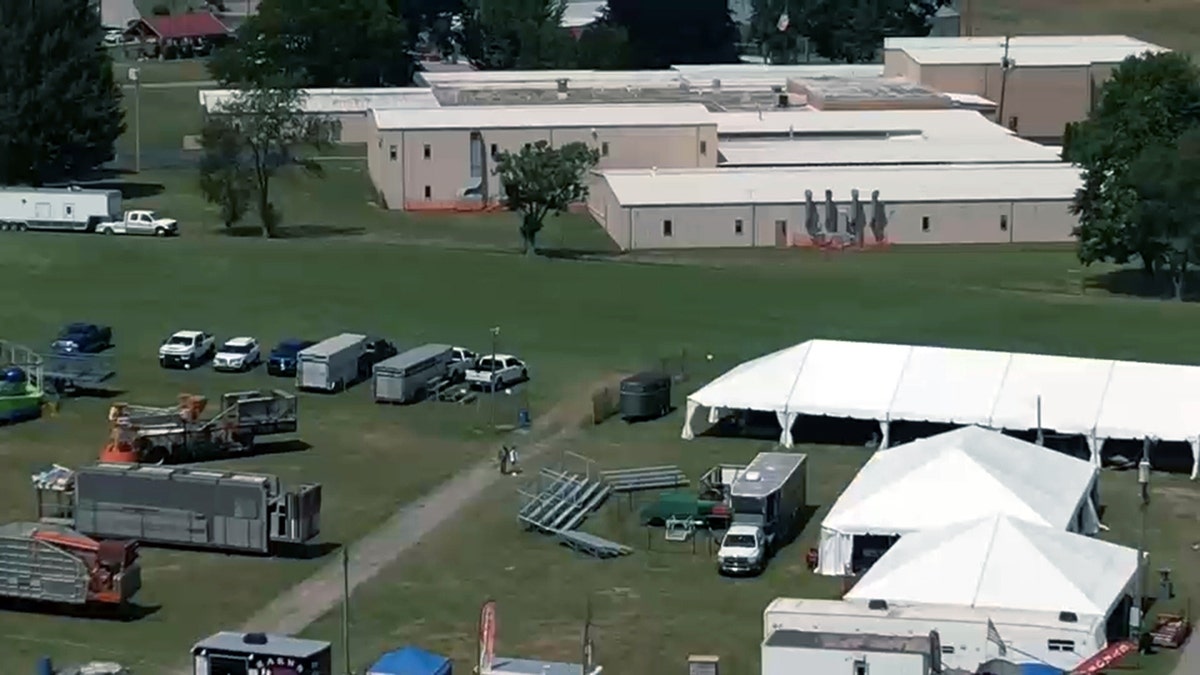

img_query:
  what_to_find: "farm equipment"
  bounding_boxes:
[0,521,140,606]
[33,464,322,555]
[99,389,298,464]
[41,351,116,394]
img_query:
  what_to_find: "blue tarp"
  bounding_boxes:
[368,646,452,675]
[1019,665,1064,675]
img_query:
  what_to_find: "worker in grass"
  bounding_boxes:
[498,446,509,475]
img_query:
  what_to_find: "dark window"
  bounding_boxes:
[524,142,532,151]
[424,186,432,200]
[922,216,930,232]
[1047,639,1075,652]
[601,141,609,156]
[1000,215,1008,231]
[776,219,787,234]
[490,143,498,157]
[941,646,956,654]
[423,144,431,159]
[388,145,397,161]
[663,219,673,237]
[1008,116,1019,132]
[853,659,867,675]
[734,219,744,235]
[700,140,708,155]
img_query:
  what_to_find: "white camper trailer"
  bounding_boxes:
[0,187,121,232]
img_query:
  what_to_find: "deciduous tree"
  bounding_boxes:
[1129,127,1200,300]
[602,0,738,69]
[495,141,599,255]
[752,0,946,64]
[209,0,414,87]
[0,0,124,186]
[460,0,575,70]
[1067,52,1200,276]
[198,86,337,237]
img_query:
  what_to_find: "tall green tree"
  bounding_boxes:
[1067,52,1200,276]
[461,0,575,70]
[752,0,946,64]
[198,86,338,237]
[391,0,465,59]
[0,0,124,186]
[575,24,633,70]
[495,140,599,255]
[1128,127,1200,300]
[209,0,414,87]
[602,0,738,69]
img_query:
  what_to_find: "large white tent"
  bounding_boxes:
[844,513,1139,621]
[681,339,1200,477]
[816,426,1100,575]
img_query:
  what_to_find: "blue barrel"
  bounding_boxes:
[36,656,53,675]
[518,408,531,428]
[0,366,27,396]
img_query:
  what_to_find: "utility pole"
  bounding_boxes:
[342,547,352,675]
[129,67,142,173]
[489,326,500,429]
[996,35,1014,131]
[1132,437,1153,642]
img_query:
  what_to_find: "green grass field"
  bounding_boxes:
[979,0,1200,56]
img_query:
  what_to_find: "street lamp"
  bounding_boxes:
[489,327,500,428]
[127,67,141,173]
[1132,436,1154,642]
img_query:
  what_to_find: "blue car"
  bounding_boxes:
[267,338,317,377]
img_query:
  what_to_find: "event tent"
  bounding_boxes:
[816,426,1100,575]
[844,514,1138,621]
[681,339,1200,476]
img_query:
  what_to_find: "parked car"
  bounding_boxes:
[159,330,215,369]
[465,354,528,390]
[267,338,317,377]
[51,322,112,354]
[96,210,178,236]
[448,346,477,382]
[213,337,262,372]
[357,337,398,379]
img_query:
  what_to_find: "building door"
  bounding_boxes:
[774,219,788,247]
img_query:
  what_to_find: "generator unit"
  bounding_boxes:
[619,372,672,421]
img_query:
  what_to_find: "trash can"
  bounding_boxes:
[619,372,671,421]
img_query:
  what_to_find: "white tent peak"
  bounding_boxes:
[823,426,1097,534]
[845,513,1139,618]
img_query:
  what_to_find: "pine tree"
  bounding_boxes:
[0,0,125,186]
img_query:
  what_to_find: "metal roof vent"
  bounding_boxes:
[742,471,762,481]
[243,632,269,645]
[712,78,721,90]
[867,599,888,611]
[556,78,568,93]
[1058,611,1078,623]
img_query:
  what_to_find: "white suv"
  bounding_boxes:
[466,354,528,390]
[213,337,262,372]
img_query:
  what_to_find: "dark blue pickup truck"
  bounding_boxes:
[267,338,317,376]
[51,323,113,354]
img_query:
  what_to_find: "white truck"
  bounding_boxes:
[0,187,121,232]
[448,346,477,382]
[465,354,527,390]
[96,210,178,236]
[158,330,216,370]
[717,452,807,576]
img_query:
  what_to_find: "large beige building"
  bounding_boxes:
[884,36,1166,141]
[365,104,717,211]
[588,164,1083,250]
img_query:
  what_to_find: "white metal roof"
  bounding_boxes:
[599,163,1082,205]
[885,35,1166,67]
[844,514,1138,618]
[199,88,441,114]
[672,63,886,87]
[717,135,1062,167]
[562,0,605,28]
[371,103,715,130]
[764,598,1102,633]
[415,69,684,89]
[714,108,1013,138]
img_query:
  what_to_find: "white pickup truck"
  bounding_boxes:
[447,346,477,382]
[96,210,178,236]
[159,330,216,369]
[465,354,527,390]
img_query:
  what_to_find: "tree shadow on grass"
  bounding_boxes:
[1086,268,1200,301]
[536,247,620,261]
[221,224,366,239]
[0,597,160,622]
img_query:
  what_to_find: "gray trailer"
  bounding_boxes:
[0,521,141,606]
[34,464,322,555]
[0,187,121,232]
[717,452,808,575]
[372,343,454,404]
[297,333,367,392]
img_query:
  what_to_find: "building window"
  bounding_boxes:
[700,140,708,155]
[388,145,397,161]
[941,646,956,654]
[853,658,867,675]
[490,143,498,158]
[1000,215,1008,231]
[1008,116,1019,132]
[524,142,532,151]
[423,185,432,200]
[921,216,930,232]
[776,219,787,234]
[734,219,743,235]
[423,144,431,159]
[1047,640,1076,652]
[663,219,673,237]
[601,141,609,156]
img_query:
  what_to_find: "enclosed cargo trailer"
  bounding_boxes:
[0,187,121,232]
[297,333,367,392]
[0,521,140,606]
[373,343,453,404]
[34,464,321,555]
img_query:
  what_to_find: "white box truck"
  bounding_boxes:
[717,452,807,576]
[296,333,367,392]
[0,187,121,232]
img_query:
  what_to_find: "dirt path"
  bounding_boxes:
[169,378,615,675]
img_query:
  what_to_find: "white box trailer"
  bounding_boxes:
[762,630,937,675]
[373,343,453,404]
[763,598,1105,672]
[296,333,366,392]
[0,187,121,232]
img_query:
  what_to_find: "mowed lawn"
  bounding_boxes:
[980,0,1200,55]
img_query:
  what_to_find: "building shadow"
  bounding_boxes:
[0,597,160,622]
[272,540,342,561]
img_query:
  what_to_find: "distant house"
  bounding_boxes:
[124,12,232,59]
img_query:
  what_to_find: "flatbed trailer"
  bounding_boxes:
[41,351,116,393]
[0,521,140,606]
[100,389,299,464]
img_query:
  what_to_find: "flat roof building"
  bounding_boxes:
[199,88,441,143]
[884,35,1167,140]
[366,104,718,211]
[713,108,1015,140]
[587,163,1082,249]
[717,135,1062,168]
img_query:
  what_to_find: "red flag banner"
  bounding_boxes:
[479,599,497,673]
[1070,640,1136,674]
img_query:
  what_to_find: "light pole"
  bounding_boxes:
[128,67,141,173]
[1132,436,1153,642]
[489,327,500,429]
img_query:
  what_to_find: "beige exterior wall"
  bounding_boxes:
[333,113,372,144]
[605,199,1076,250]
[915,63,990,97]
[371,123,716,211]
[882,50,919,81]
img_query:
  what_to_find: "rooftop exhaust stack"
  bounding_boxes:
[712,78,721,90]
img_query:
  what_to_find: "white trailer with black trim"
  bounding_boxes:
[0,187,122,232]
